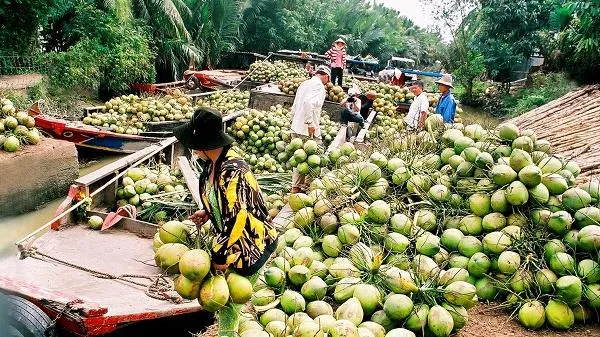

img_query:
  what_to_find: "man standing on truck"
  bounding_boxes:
[405,80,429,130]
[174,107,278,337]
[435,74,457,123]
[325,39,347,86]
[289,65,330,193]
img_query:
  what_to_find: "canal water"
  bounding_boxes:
[0,154,124,256]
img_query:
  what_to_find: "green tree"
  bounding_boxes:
[473,0,556,83]
[0,0,53,55]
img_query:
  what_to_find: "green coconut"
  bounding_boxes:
[390,213,412,236]
[439,268,469,286]
[583,284,600,309]
[518,165,542,187]
[574,207,600,228]
[338,224,361,245]
[336,298,364,326]
[518,301,546,330]
[416,232,441,257]
[535,269,558,294]
[459,215,483,236]
[482,212,506,232]
[467,252,490,278]
[468,194,491,217]
[505,181,529,205]
[512,136,534,152]
[289,265,312,286]
[383,294,413,320]
[547,211,572,235]
[491,165,517,186]
[498,123,520,141]
[442,303,469,330]
[531,209,552,226]
[545,299,574,330]
[490,190,509,213]
[549,252,576,276]
[414,209,437,231]
[370,310,395,332]
[384,232,410,253]
[578,260,600,284]
[280,290,306,314]
[301,276,328,301]
[497,251,520,274]
[539,156,564,174]
[444,281,476,307]
[368,200,391,224]
[154,243,189,274]
[475,277,497,300]
[482,231,512,254]
[562,188,592,211]
[427,305,454,337]
[528,184,550,204]
[556,275,582,305]
[577,225,600,252]
[199,275,229,312]
[441,228,464,251]
[458,236,483,257]
[509,149,533,172]
[475,152,494,169]
[404,303,429,332]
[542,174,568,195]
[454,136,476,154]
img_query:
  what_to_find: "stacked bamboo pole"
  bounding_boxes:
[510,85,600,181]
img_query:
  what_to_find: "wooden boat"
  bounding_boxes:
[183,69,263,91]
[29,99,247,154]
[0,137,216,336]
[29,102,165,154]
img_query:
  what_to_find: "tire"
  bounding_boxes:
[186,76,200,90]
[0,295,56,337]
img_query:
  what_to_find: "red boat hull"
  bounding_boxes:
[32,114,163,154]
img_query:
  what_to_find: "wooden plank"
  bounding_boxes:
[177,156,201,207]
[326,126,349,154]
[355,110,378,143]
[76,137,177,186]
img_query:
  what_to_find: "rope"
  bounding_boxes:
[20,247,186,304]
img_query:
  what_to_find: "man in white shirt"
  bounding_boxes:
[289,65,330,193]
[405,80,429,130]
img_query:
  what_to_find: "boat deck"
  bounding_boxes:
[0,223,200,319]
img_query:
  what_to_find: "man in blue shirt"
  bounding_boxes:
[435,74,457,123]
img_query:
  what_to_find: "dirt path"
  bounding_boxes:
[0,74,45,90]
[459,305,600,337]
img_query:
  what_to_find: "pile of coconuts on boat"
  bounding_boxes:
[151,113,600,337]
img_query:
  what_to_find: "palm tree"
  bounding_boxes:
[102,0,201,80]
[186,0,244,69]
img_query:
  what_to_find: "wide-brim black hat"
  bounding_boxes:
[173,107,235,150]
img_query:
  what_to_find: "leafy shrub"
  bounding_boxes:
[46,3,155,97]
[468,72,576,117]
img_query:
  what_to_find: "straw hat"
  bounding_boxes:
[334,38,346,46]
[435,73,454,88]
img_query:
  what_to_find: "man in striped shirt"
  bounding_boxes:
[325,38,347,86]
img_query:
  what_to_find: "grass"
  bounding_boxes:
[502,73,577,117]
[0,78,102,120]
[454,72,577,119]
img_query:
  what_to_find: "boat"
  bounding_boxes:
[0,137,215,336]
[30,98,248,154]
[28,102,165,154]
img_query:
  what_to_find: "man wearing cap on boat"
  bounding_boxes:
[435,73,457,123]
[289,65,331,193]
[325,38,347,86]
[173,107,278,336]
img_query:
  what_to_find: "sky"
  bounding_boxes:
[378,0,438,30]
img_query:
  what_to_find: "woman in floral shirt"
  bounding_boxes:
[174,107,278,334]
